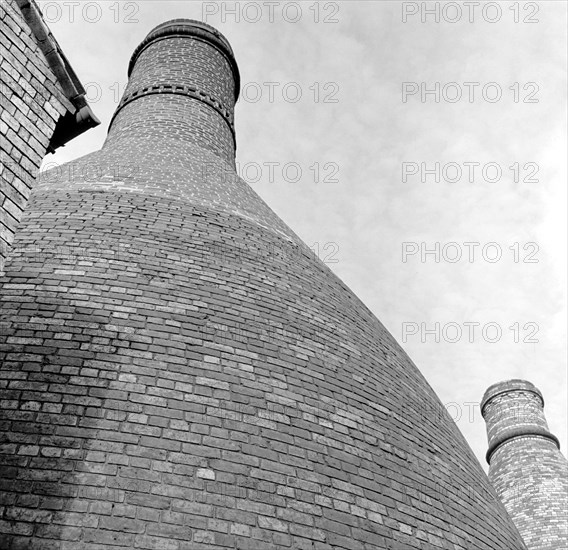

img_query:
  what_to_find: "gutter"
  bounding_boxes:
[15,0,100,152]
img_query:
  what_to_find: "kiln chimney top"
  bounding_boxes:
[128,18,240,100]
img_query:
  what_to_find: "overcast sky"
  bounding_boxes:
[39,0,567,470]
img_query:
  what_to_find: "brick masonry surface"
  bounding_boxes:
[0,19,529,550]
[482,380,568,550]
[0,0,71,272]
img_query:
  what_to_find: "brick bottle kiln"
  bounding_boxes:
[0,20,528,549]
[482,380,568,550]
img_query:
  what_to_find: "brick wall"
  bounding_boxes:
[0,0,98,273]
[482,380,568,550]
[0,19,529,549]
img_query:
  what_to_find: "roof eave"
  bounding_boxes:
[15,0,100,152]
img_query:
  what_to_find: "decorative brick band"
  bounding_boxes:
[107,84,236,142]
[486,427,561,464]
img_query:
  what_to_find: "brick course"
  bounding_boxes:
[0,19,529,549]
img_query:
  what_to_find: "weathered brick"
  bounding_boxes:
[0,16,530,550]
[0,0,96,272]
